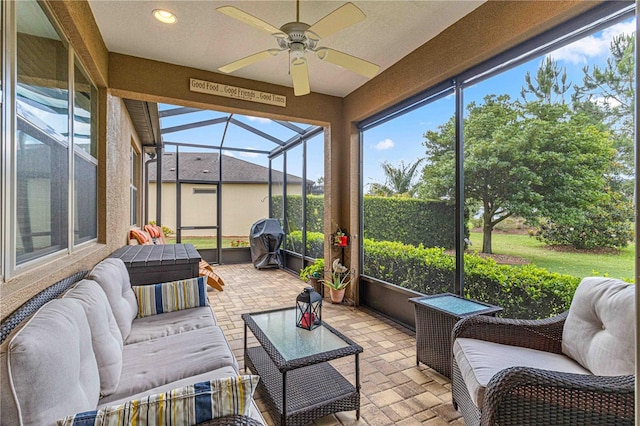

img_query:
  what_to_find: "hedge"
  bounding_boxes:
[274,195,458,248]
[363,239,580,319]
[363,196,458,248]
[286,230,324,259]
[272,195,324,234]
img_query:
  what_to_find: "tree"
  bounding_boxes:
[573,33,635,196]
[521,57,571,104]
[421,95,613,254]
[368,159,424,197]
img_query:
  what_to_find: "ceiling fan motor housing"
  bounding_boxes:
[278,22,317,51]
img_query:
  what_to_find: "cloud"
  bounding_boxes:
[548,21,636,65]
[591,96,622,109]
[373,138,394,150]
[239,149,260,158]
[246,116,271,124]
[222,150,235,157]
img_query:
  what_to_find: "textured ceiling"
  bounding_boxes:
[88,1,485,97]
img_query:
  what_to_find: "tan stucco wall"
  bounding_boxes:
[148,182,302,237]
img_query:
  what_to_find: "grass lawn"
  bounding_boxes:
[165,237,249,249]
[468,231,635,281]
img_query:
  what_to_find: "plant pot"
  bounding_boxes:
[329,288,346,304]
[308,277,323,295]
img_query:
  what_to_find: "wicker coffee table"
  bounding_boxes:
[242,307,363,426]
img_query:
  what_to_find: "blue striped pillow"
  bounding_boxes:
[132,277,207,318]
[57,375,260,426]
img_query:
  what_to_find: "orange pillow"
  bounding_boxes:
[129,229,150,245]
[144,224,162,238]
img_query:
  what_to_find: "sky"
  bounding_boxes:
[361,18,636,191]
[154,17,636,191]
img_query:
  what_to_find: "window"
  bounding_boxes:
[4,0,99,273]
[359,3,635,321]
[74,57,98,244]
[361,87,456,294]
[193,188,217,194]
[130,147,140,226]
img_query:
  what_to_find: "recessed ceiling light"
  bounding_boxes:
[153,9,177,24]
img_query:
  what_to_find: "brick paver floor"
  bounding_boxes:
[209,263,464,426]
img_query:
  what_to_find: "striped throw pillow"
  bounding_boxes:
[132,277,207,318]
[57,375,260,426]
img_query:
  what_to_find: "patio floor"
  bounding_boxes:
[208,263,464,426]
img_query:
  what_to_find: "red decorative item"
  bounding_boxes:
[337,235,348,247]
[300,312,315,329]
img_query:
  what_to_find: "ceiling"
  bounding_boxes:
[88,1,485,98]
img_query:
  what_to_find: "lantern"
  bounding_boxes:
[296,286,322,330]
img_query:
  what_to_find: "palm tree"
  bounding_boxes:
[368,159,424,197]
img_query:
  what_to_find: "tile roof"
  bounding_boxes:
[147,152,305,184]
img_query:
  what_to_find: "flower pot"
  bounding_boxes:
[329,288,346,304]
[308,277,323,295]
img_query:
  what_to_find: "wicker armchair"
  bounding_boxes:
[451,278,635,426]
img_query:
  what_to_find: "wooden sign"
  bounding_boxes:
[190,78,286,107]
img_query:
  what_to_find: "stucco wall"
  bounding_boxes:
[148,182,302,237]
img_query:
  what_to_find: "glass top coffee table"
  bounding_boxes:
[242,307,363,426]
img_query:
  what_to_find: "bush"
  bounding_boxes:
[274,195,461,249]
[535,195,634,250]
[363,196,459,248]
[286,231,324,259]
[363,238,579,319]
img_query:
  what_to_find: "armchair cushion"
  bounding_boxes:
[562,277,635,376]
[132,277,208,318]
[57,375,260,426]
[453,337,590,408]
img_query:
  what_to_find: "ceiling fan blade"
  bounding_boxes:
[307,2,366,40]
[217,6,281,35]
[291,58,310,96]
[316,48,379,79]
[218,50,280,74]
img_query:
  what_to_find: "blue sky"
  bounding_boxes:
[157,17,636,190]
[362,18,636,190]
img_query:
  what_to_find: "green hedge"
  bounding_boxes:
[363,239,580,319]
[272,195,324,233]
[286,230,324,259]
[363,197,458,248]
[274,195,458,249]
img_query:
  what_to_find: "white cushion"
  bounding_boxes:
[101,326,238,405]
[64,280,124,396]
[126,305,217,344]
[88,258,138,340]
[562,277,635,376]
[5,299,101,426]
[453,337,590,408]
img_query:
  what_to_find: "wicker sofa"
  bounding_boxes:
[0,258,264,426]
[451,277,635,426]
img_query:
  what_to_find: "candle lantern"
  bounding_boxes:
[296,286,322,330]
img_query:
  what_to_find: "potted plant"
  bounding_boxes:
[323,258,352,304]
[333,227,348,247]
[299,258,324,294]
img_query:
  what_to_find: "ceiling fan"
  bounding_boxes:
[217,1,380,96]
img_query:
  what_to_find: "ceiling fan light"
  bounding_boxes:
[153,9,177,24]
